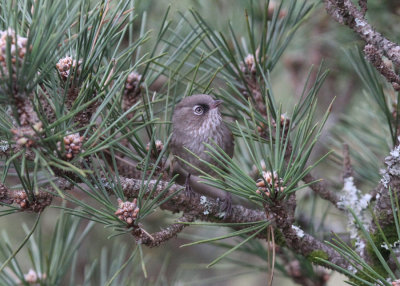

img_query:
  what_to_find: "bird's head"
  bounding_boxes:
[172,94,223,133]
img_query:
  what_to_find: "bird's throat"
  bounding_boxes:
[198,109,222,136]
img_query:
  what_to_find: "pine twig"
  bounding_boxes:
[134,214,194,247]
[0,183,52,212]
[342,143,353,179]
[302,173,339,206]
[364,44,400,91]
[358,0,367,16]
[324,0,400,67]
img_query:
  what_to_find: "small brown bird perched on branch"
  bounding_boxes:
[170,94,234,216]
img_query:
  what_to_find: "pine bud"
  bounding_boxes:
[125,71,142,95]
[23,269,46,283]
[123,71,143,117]
[115,198,140,226]
[146,139,164,157]
[56,56,81,80]
[0,29,28,80]
[57,133,84,160]
[240,54,256,75]
[24,269,38,283]
[11,124,42,148]
[14,190,28,209]
[256,170,285,197]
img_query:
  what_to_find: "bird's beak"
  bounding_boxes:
[211,99,223,109]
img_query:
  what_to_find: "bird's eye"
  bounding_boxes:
[193,105,204,115]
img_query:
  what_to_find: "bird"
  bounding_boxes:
[170,94,234,216]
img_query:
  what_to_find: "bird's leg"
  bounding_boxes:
[184,173,195,200]
[220,191,233,218]
[167,157,175,178]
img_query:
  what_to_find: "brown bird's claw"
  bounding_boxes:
[220,192,233,218]
[184,173,194,200]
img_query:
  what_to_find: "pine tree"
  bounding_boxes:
[0,0,400,285]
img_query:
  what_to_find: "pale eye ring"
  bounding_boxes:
[193,105,204,115]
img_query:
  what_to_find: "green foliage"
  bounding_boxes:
[188,70,331,204]
[180,220,270,267]
[0,211,145,285]
[155,0,315,123]
[0,0,335,282]
[0,212,93,285]
[0,0,153,206]
[307,249,329,264]
[346,47,399,147]
[330,95,390,187]
[367,224,398,268]
[0,0,80,96]
[316,188,400,285]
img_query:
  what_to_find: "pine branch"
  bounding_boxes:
[325,0,400,271]
[0,171,350,270]
[358,0,368,16]
[342,143,353,179]
[0,141,35,160]
[2,1,390,282]
[364,44,400,91]
[324,0,400,68]
[117,176,348,269]
[266,194,349,270]
[373,142,400,230]
[0,183,52,212]
[114,176,266,223]
[302,173,339,206]
[0,178,71,212]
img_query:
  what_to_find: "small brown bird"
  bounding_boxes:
[170,94,234,215]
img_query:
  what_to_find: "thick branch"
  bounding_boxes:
[117,176,266,223]
[116,176,349,269]
[284,227,349,269]
[0,172,349,269]
[266,195,349,270]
